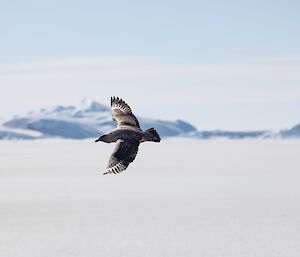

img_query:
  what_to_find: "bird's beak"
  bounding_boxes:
[95,136,102,142]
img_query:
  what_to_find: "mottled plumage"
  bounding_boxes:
[95,97,161,175]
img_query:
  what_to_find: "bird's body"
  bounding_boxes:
[100,126,144,143]
[95,97,161,175]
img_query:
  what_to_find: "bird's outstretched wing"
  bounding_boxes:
[111,96,140,128]
[104,139,140,175]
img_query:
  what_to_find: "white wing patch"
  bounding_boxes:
[111,97,132,113]
[104,161,127,175]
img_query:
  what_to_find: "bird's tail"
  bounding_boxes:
[143,128,161,142]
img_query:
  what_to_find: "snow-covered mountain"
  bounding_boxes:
[190,130,270,139]
[280,124,300,138]
[0,130,37,140]
[2,99,197,140]
[194,126,300,139]
[1,99,299,140]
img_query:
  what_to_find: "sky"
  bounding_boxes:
[0,0,299,130]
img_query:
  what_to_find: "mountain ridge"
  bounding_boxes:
[1,99,299,140]
[1,99,197,140]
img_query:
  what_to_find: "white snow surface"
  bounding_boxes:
[0,139,300,257]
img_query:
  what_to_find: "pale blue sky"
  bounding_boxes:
[0,0,299,130]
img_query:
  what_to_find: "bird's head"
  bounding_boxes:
[95,134,112,143]
[95,134,106,143]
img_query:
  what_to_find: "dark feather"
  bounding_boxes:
[104,139,140,175]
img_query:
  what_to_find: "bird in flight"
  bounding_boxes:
[95,97,161,175]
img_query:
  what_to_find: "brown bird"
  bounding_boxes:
[95,97,161,175]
